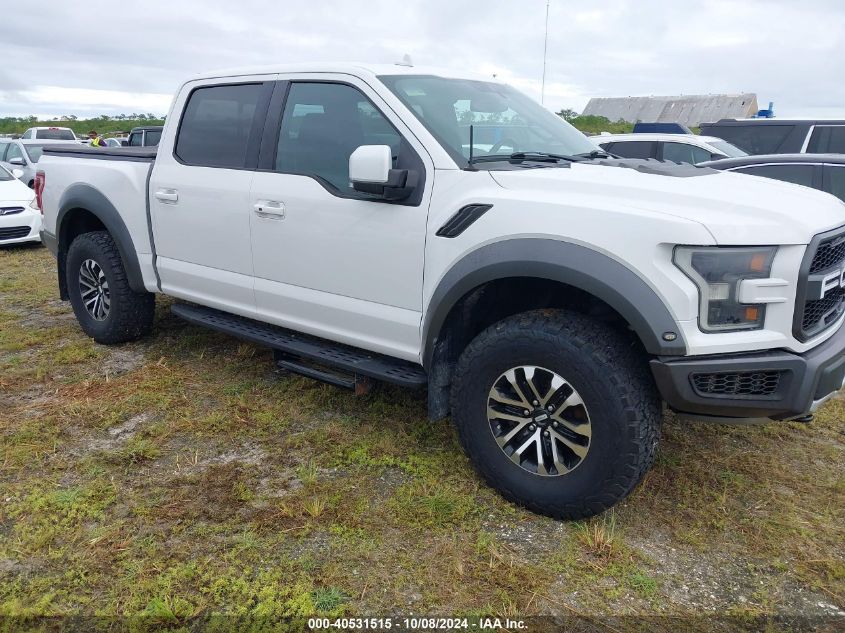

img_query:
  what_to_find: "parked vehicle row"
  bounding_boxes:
[0,139,80,188]
[597,133,747,164]
[702,153,845,202]
[36,63,845,520]
[0,164,39,245]
[700,118,845,155]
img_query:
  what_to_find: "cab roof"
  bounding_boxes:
[190,62,495,83]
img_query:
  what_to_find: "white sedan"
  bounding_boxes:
[0,165,40,245]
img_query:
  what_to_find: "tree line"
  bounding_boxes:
[0,114,166,136]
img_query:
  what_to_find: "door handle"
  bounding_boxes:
[253,201,285,219]
[154,189,178,203]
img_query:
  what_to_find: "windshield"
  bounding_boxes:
[378,75,598,166]
[23,143,75,162]
[708,139,747,158]
[0,165,12,181]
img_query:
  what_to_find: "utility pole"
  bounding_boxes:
[541,0,550,104]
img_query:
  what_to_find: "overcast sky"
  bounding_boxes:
[3,0,843,120]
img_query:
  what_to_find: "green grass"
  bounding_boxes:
[0,245,843,625]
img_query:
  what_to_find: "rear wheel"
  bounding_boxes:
[66,231,154,344]
[450,309,660,519]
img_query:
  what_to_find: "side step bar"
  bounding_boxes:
[171,303,427,389]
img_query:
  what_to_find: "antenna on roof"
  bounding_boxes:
[396,54,414,67]
[541,0,550,104]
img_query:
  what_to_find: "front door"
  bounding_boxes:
[248,77,433,360]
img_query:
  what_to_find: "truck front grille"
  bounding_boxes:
[691,371,781,397]
[797,227,845,341]
[0,226,31,240]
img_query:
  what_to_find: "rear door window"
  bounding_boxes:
[705,125,793,154]
[606,140,655,159]
[735,164,816,188]
[807,126,845,154]
[35,129,75,140]
[175,83,265,168]
[662,142,712,164]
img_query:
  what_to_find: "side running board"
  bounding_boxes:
[171,303,427,390]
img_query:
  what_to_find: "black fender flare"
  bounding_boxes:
[56,183,146,294]
[422,238,688,367]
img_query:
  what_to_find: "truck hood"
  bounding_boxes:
[489,160,845,245]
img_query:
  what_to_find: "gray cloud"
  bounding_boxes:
[2,0,843,118]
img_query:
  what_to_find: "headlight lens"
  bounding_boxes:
[674,246,776,332]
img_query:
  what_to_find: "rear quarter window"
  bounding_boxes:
[807,126,845,154]
[826,166,845,202]
[702,124,794,154]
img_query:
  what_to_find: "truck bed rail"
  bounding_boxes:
[42,145,157,162]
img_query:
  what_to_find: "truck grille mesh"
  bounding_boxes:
[800,230,845,340]
[810,237,845,273]
[691,371,781,397]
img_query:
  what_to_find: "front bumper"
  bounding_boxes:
[651,322,845,420]
[0,209,41,245]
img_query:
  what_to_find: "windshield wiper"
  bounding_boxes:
[470,151,585,164]
[574,149,611,159]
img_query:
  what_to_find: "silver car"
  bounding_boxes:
[0,139,79,188]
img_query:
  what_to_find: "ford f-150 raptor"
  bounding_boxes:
[37,63,845,519]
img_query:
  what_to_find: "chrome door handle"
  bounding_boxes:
[154,189,178,203]
[253,201,285,219]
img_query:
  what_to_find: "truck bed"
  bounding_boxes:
[42,145,157,162]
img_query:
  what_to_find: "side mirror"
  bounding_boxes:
[12,168,24,179]
[349,145,417,201]
[9,157,24,166]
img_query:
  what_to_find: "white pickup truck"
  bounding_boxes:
[37,63,845,519]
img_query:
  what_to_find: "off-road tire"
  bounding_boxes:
[66,231,155,344]
[451,309,660,519]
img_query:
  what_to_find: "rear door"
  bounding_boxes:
[247,76,433,360]
[149,75,275,317]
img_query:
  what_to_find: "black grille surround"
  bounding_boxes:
[691,370,781,398]
[795,225,845,342]
[0,226,31,241]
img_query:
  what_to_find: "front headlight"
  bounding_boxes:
[674,246,777,332]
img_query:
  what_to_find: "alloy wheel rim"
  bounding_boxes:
[78,259,110,321]
[487,365,592,477]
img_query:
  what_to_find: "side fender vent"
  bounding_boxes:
[436,204,493,238]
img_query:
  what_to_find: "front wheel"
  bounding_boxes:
[66,231,155,344]
[450,309,660,520]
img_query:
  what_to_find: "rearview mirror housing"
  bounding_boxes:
[349,145,417,201]
[11,168,24,179]
[9,157,24,166]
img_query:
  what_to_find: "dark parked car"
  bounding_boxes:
[700,154,845,202]
[700,119,845,155]
[126,126,163,147]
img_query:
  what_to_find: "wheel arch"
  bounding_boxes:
[422,238,686,419]
[55,184,145,300]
